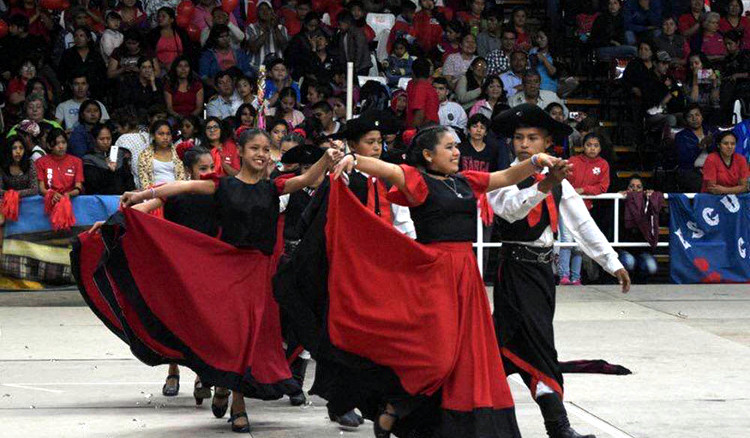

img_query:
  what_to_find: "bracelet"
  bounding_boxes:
[530,154,544,170]
[149,188,156,199]
[347,151,358,166]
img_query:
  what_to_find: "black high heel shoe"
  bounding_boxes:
[193,380,211,405]
[211,388,230,418]
[228,411,250,433]
[374,409,398,438]
[162,374,180,397]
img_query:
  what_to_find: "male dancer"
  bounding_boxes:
[487,104,631,438]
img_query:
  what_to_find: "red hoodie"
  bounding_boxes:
[567,154,610,209]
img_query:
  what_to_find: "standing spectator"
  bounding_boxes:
[510,7,532,51]
[83,123,135,195]
[654,16,690,71]
[148,7,191,73]
[245,0,289,71]
[58,26,108,99]
[434,77,468,131]
[558,132,610,285]
[590,0,637,61]
[284,12,321,81]
[333,10,372,76]
[457,0,485,33]
[618,176,661,281]
[386,0,416,54]
[55,75,110,131]
[469,75,508,118]
[405,58,440,128]
[191,0,239,32]
[455,57,487,110]
[485,28,516,76]
[442,33,478,88]
[509,69,569,112]
[719,0,750,50]
[116,0,148,30]
[500,51,528,99]
[477,9,503,57]
[678,0,705,39]
[200,6,246,49]
[675,104,717,192]
[69,100,103,157]
[0,136,39,215]
[200,24,253,88]
[701,131,749,193]
[684,53,720,115]
[718,30,750,124]
[438,21,464,63]
[137,120,187,188]
[693,12,727,62]
[164,56,204,119]
[107,30,160,81]
[111,106,150,188]
[117,57,165,113]
[412,0,453,56]
[265,87,305,127]
[305,30,344,86]
[201,117,240,177]
[35,129,84,202]
[99,11,124,63]
[623,0,662,46]
[384,38,415,88]
[205,70,241,120]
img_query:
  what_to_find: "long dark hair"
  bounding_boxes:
[182,145,212,170]
[406,125,452,167]
[237,128,272,150]
[480,75,506,102]
[167,55,196,90]
[466,57,487,91]
[207,24,231,50]
[201,116,230,146]
[234,103,257,123]
[274,87,299,111]
[78,99,103,126]
[2,135,31,174]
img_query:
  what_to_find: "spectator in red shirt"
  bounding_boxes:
[386,0,416,54]
[10,0,53,41]
[282,0,312,36]
[35,128,84,203]
[558,132,610,285]
[701,131,750,194]
[438,20,465,63]
[412,0,453,57]
[678,0,704,38]
[164,56,205,119]
[202,116,240,177]
[511,6,532,51]
[115,0,148,31]
[456,0,485,33]
[719,0,750,50]
[406,58,440,128]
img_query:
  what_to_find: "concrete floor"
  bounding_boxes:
[0,284,748,438]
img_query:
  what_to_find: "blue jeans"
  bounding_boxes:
[596,45,638,62]
[557,217,582,281]
[619,251,658,276]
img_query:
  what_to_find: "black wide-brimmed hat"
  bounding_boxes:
[280,144,324,164]
[491,104,573,137]
[331,110,400,141]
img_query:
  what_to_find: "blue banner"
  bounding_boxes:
[4,195,120,237]
[669,193,750,283]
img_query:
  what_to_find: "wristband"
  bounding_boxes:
[530,154,544,170]
[149,188,156,200]
[347,151,358,166]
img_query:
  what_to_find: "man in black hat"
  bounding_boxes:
[487,104,631,438]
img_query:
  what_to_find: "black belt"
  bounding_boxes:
[500,243,554,264]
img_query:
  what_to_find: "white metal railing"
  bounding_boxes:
[474,193,697,272]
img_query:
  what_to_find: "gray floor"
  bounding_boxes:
[0,284,748,438]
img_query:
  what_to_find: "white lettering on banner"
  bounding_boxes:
[675,228,691,250]
[686,221,705,239]
[720,195,740,213]
[739,237,747,259]
[702,208,720,226]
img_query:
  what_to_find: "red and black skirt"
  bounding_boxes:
[274,178,521,438]
[71,209,299,399]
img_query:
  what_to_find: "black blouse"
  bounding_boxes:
[214,176,281,254]
[164,194,218,237]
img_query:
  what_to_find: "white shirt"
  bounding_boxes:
[500,71,523,98]
[486,160,623,275]
[55,99,110,130]
[206,94,242,120]
[439,101,468,131]
[508,90,569,116]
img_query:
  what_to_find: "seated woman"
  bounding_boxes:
[199,24,253,88]
[137,120,187,189]
[442,33,478,89]
[201,117,240,177]
[164,56,204,119]
[589,0,637,61]
[83,123,135,195]
[69,100,103,157]
[7,94,62,140]
[692,12,727,62]
[701,131,749,194]
[455,57,488,111]
[0,135,39,225]
[683,53,720,120]
[469,75,509,119]
[35,129,84,204]
[147,7,191,73]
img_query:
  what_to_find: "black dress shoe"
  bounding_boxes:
[289,390,307,406]
[328,409,362,429]
[162,374,180,397]
[228,411,250,433]
[211,388,230,418]
[547,426,596,438]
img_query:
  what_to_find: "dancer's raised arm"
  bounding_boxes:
[120,180,216,207]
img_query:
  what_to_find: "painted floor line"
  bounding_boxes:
[1,382,163,386]
[508,375,634,438]
[1,384,64,394]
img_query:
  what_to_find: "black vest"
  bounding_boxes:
[495,176,563,242]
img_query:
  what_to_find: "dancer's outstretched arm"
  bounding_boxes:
[282,148,342,195]
[333,154,406,190]
[121,181,216,207]
[485,154,567,192]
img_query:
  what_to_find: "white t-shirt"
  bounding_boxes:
[55,99,110,130]
[439,101,468,131]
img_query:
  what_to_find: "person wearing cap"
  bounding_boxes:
[487,104,630,438]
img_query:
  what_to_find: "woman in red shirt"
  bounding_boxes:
[164,55,204,119]
[35,128,84,204]
[701,131,750,194]
[719,0,750,50]
[558,133,611,285]
[202,117,240,177]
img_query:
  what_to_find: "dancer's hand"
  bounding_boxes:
[533,153,561,169]
[88,221,105,234]
[325,147,344,166]
[120,190,144,208]
[333,154,355,180]
[614,268,631,293]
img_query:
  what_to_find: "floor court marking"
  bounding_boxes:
[1,384,64,394]
[508,375,634,438]
[3,382,163,386]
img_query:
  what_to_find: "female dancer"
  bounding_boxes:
[113,129,341,433]
[278,125,562,438]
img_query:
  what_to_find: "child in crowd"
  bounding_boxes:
[439,20,464,62]
[268,118,289,153]
[384,38,415,88]
[100,11,124,63]
[234,103,258,137]
[35,128,84,204]
[558,132,611,285]
[266,87,305,127]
